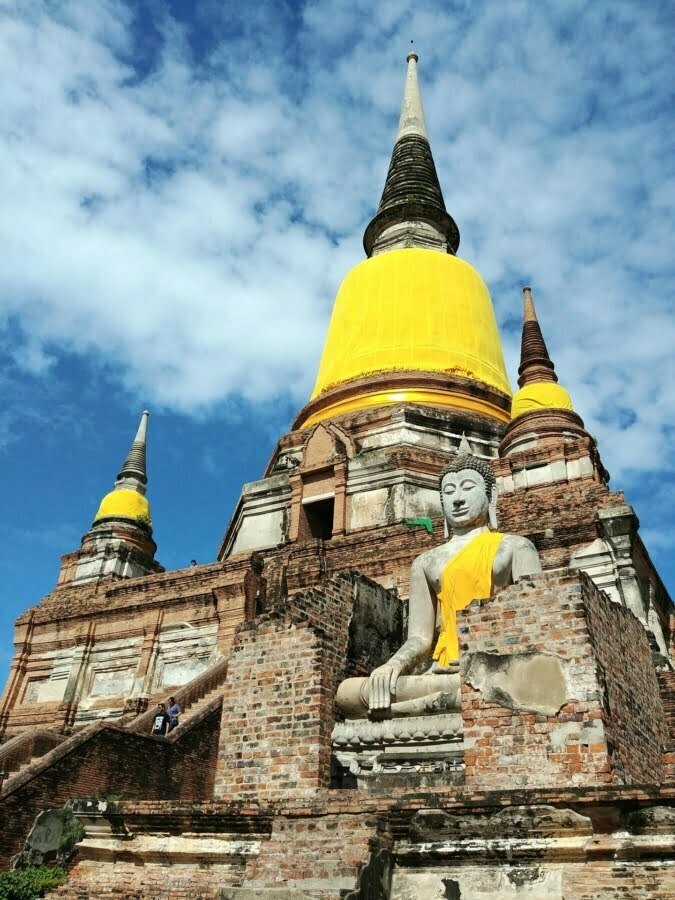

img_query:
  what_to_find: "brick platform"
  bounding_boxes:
[460,571,668,789]
[47,786,675,898]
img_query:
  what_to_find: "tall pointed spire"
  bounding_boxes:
[501,286,600,476]
[363,52,460,257]
[395,51,429,141]
[293,50,512,431]
[517,288,557,388]
[118,410,149,485]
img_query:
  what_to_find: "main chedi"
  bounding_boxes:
[0,53,673,900]
[297,50,511,432]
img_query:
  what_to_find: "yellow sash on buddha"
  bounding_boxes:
[433,531,504,666]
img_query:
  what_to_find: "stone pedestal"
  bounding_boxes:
[332,714,463,789]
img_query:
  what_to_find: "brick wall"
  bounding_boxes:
[584,587,669,784]
[243,812,386,893]
[658,672,675,782]
[215,572,399,801]
[264,522,439,604]
[0,729,64,785]
[216,619,333,801]
[460,570,667,790]
[0,559,249,738]
[497,478,623,569]
[0,701,221,868]
[52,862,234,899]
[47,787,675,899]
[562,863,675,898]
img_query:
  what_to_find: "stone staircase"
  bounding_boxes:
[0,729,66,790]
[0,656,228,794]
[125,656,228,735]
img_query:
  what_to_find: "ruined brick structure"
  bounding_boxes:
[1,52,673,897]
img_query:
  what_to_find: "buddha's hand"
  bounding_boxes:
[368,662,402,716]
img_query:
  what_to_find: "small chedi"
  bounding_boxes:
[0,52,673,900]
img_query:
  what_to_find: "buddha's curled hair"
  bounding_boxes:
[439,452,496,495]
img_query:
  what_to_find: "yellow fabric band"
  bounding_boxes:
[433,531,504,665]
[300,387,511,428]
[511,382,574,418]
[310,249,512,401]
[94,489,151,525]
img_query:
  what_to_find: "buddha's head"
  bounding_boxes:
[439,452,497,532]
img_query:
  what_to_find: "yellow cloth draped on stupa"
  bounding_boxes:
[305,249,512,427]
[511,382,574,418]
[433,531,504,665]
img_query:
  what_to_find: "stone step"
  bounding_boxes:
[169,686,225,734]
[124,658,229,736]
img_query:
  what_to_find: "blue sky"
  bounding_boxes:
[1,0,674,681]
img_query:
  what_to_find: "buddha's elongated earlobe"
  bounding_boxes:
[489,484,499,530]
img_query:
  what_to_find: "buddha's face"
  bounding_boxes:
[441,468,491,530]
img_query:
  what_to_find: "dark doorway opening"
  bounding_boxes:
[302,497,334,540]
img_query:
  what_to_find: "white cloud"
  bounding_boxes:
[0,0,673,492]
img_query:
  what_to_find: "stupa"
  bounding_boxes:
[0,53,672,899]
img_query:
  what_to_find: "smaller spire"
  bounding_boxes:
[396,50,429,141]
[517,288,557,388]
[91,410,153,532]
[118,410,149,485]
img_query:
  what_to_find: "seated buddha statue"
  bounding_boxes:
[336,438,541,719]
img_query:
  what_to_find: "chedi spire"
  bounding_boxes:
[56,411,163,587]
[396,50,429,141]
[118,410,149,486]
[93,411,152,528]
[363,52,460,257]
[511,287,574,420]
[517,288,557,388]
[501,284,607,482]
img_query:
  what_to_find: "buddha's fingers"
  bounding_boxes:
[376,670,390,709]
[390,668,399,704]
[375,671,384,709]
[368,672,379,710]
[383,669,392,708]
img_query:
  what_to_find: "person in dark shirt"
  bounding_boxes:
[151,702,171,737]
[167,697,181,732]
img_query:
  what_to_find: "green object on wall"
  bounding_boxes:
[404,517,433,534]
